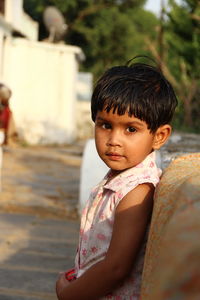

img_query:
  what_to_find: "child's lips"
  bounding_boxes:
[106,152,124,160]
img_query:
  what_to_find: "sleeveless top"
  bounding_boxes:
[75,152,161,299]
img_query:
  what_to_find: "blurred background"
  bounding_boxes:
[0,0,199,145]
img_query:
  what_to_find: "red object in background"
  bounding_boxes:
[0,106,12,130]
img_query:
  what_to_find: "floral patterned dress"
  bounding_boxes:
[74,152,161,299]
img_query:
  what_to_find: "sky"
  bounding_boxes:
[144,0,163,16]
[145,0,182,16]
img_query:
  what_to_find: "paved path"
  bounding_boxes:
[0,145,83,300]
[1,145,83,219]
[0,212,79,300]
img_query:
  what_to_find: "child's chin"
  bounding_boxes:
[109,165,128,172]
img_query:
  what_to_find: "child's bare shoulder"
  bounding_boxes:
[116,183,154,213]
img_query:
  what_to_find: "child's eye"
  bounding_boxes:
[102,123,111,129]
[127,127,136,133]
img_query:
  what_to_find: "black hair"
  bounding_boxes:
[91,61,178,132]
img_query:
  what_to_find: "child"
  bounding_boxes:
[0,83,17,145]
[56,60,178,299]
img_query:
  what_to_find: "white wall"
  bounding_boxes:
[0,16,12,76]
[3,38,83,144]
[76,72,93,140]
[4,0,23,29]
[76,101,94,140]
[4,0,38,40]
[21,12,38,41]
[0,29,5,76]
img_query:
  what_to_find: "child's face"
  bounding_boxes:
[95,109,158,172]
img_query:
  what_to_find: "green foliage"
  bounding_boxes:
[165,0,200,132]
[167,0,200,70]
[23,0,158,80]
[71,6,158,80]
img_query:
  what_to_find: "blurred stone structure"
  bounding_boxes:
[141,153,200,299]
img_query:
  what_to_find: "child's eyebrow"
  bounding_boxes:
[96,116,145,127]
[126,121,145,127]
[96,116,107,121]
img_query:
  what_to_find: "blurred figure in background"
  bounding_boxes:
[0,83,18,146]
[0,112,4,192]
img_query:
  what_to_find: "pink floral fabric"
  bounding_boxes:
[75,152,161,299]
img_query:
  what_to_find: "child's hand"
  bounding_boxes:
[56,272,70,298]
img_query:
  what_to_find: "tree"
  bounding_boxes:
[165,0,200,130]
[145,0,200,132]
[23,0,158,80]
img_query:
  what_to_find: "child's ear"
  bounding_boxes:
[152,125,171,150]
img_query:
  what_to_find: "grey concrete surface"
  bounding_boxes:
[0,144,83,299]
[0,145,83,219]
[0,212,79,300]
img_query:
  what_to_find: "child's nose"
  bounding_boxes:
[106,130,122,147]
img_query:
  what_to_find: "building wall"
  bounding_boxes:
[0,0,38,75]
[2,37,83,144]
[76,72,93,140]
[20,11,38,41]
[76,101,94,140]
[4,0,23,30]
[0,15,12,76]
[4,0,38,40]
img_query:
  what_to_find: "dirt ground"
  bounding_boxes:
[0,145,83,219]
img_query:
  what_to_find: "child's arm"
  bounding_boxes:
[56,183,154,300]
